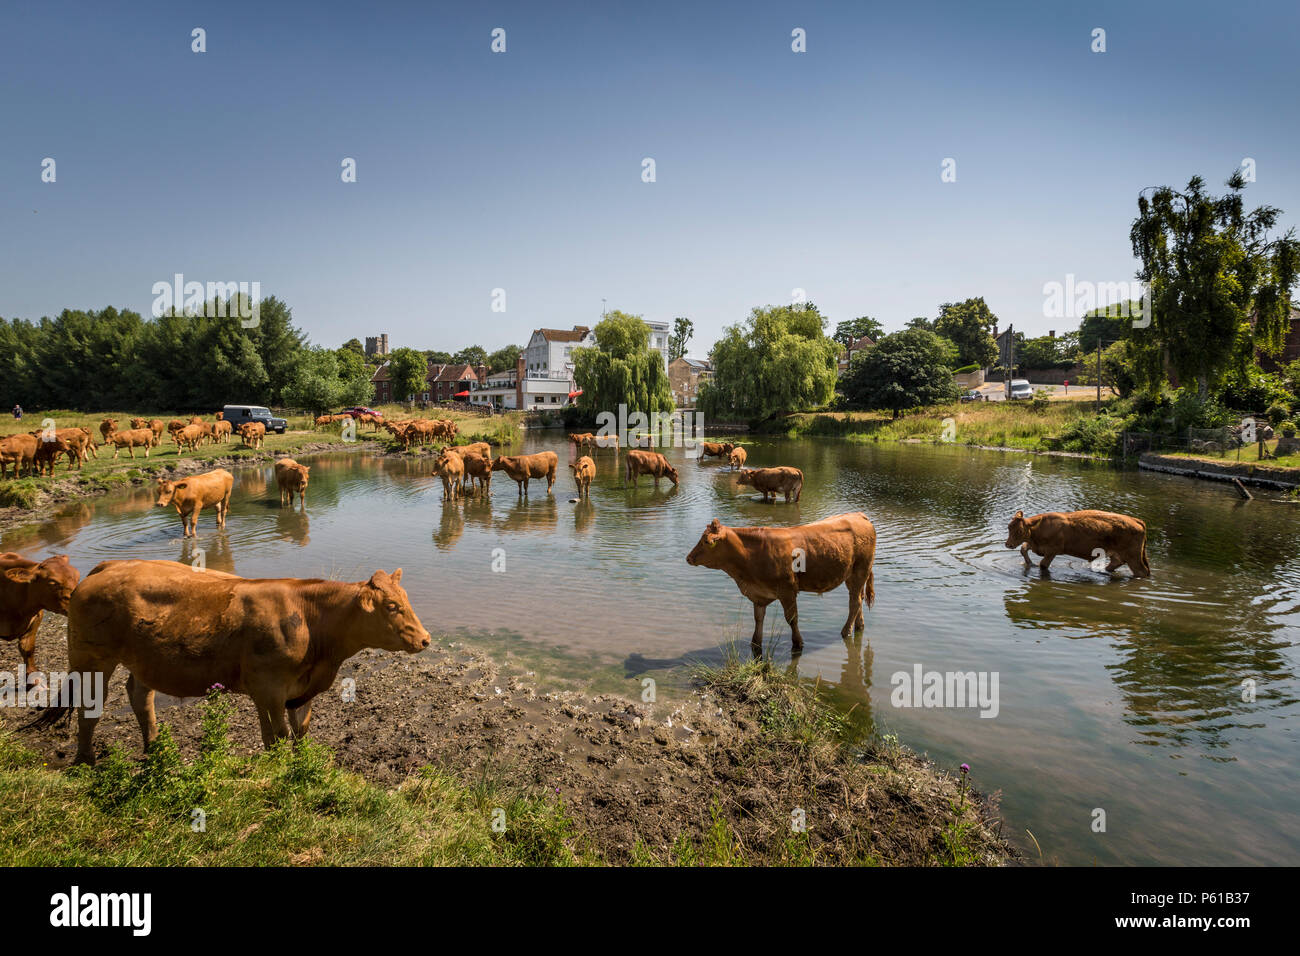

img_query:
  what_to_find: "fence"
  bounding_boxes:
[1122,417,1274,461]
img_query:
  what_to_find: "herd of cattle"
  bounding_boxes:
[0,415,1154,766]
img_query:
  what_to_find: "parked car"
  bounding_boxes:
[1008,379,1033,400]
[340,406,382,420]
[222,404,288,434]
[960,389,984,403]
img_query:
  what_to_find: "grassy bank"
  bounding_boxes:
[1,656,1010,866]
[775,399,1114,455]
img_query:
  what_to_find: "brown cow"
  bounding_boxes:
[625,449,679,489]
[99,419,118,442]
[48,560,430,763]
[33,435,72,476]
[569,432,596,453]
[130,418,149,430]
[569,455,595,498]
[491,451,558,496]
[108,427,155,458]
[238,421,266,448]
[736,466,803,503]
[148,419,165,440]
[728,446,747,470]
[213,419,233,442]
[686,513,877,653]
[44,428,95,465]
[173,423,205,453]
[0,434,39,479]
[1005,509,1151,577]
[274,458,310,508]
[189,416,203,425]
[439,441,491,462]
[432,450,465,499]
[461,451,493,497]
[155,469,234,537]
[0,552,80,683]
[215,411,224,421]
[699,441,734,461]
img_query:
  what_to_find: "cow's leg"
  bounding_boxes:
[751,600,771,655]
[779,594,803,650]
[125,673,158,752]
[251,692,291,749]
[288,699,313,739]
[17,612,42,688]
[1105,554,1123,573]
[72,662,116,766]
[1038,553,1054,571]
[1019,544,1032,566]
[843,580,864,639]
[190,504,203,537]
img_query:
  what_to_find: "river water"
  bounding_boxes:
[4,433,1298,866]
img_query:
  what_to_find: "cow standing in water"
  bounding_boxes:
[686,512,876,654]
[41,561,431,763]
[1004,509,1150,577]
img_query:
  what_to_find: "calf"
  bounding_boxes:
[173,424,205,453]
[737,466,803,503]
[239,421,266,448]
[1005,509,1151,577]
[687,513,877,653]
[569,455,595,498]
[492,451,558,496]
[699,441,734,461]
[98,419,117,442]
[728,446,747,470]
[213,419,233,442]
[625,449,679,489]
[432,450,465,499]
[274,458,310,508]
[155,468,234,537]
[0,552,80,683]
[461,451,493,497]
[46,560,430,763]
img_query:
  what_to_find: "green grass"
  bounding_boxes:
[0,697,590,866]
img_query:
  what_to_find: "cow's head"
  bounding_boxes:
[663,461,680,485]
[1005,510,1031,548]
[490,455,512,472]
[357,568,431,653]
[722,443,735,454]
[686,519,728,567]
[735,469,755,488]
[155,478,184,506]
[295,464,311,489]
[5,554,80,613]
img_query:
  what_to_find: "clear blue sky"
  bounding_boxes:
[3,0,1298,355]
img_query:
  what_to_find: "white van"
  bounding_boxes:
[1009,379,1033,400]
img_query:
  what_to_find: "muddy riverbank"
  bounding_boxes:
[3,617,1013,866]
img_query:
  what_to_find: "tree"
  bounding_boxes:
[284,347,349,416]
[905,316,936,333]
[424,350,453,365]
[697,303,840,420]
[244,296,307,406]
[1131,171,1298,398]
[453,345,487,367]
[487,344,521,373]
[572,310,674,419]
[1077,308,1132,355]
[833,316,885,348]
[669,317,694,362]
[935,297,999,368]
[387,347,429,402]
[1016,334,1071,370]
[1076,340,1139,399]
[341,337,365,357]
[840,328,959,418]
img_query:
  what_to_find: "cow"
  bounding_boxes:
[461,451,493,497]
[1004,509,1151,577]
[148,419,165,441]
[491,451,558,496]
[569,432,597,453]
[736,466,803,503]
[108,427,156,459]
[33,435,72,476]
[728,446,747,471]
[439,441,491,462]
[313,414,332,429]
[699,441,734,461]
[274,458,310,508]
[189,416,203,425]
[130,418,149,430]
[46,428,95,465]
[625,449,678,489]
[432,450,465,499]
[0,434,39,479]
[569,455,595,498]
[173,423,205,453]
[98,419,118,442]
[0,552,80,684]
[686,513,877,653]
[167,419,187,435]
[238,421,266,449]
[215,411,224,421]
[155,469,234,537]
[44,560,430,763]
[213,419,233,442]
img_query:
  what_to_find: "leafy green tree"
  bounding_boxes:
[341,337,365,357]
[840,328,959,418]
[487,344,521,373]
[905,316,936,332]
[453,345,487,367]
[1077,308,1132,355]
[285,347,372,415]
[669,317,694,362]
[424,350,452,365]
[697,303,840,420]
[572,310,674,418]
[1075,340,1139,399]
[1016,334,1073,370]
[387,347,429,402]
[833,316,884,348]
[335,345,367,382]
[244,296,307,406]
[1130,170,1298,398]
[935,297,999,368]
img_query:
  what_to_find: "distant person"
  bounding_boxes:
[11,404,21,420]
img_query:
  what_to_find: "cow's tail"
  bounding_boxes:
[863,561,875,609]
[1140,541,1151,577]
[794,473,804,502]
[22,677,74,730]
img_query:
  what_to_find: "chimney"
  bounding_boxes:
[515,355,525,410]
[476,362,488,384]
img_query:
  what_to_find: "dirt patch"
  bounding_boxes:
[4,617,1013,866]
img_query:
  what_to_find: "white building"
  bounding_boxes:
[468,367,519,410]
[645,319,671,370]
[521,326,595,410]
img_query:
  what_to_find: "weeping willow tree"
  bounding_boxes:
[697,303,840,421]
[572,311,674,419]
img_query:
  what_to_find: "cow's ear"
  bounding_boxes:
[1014,510,1023,519]
[391,568,403,584]
[4,566,36,584]
[707,518,721,532]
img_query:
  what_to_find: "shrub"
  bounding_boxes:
[1281,421,1297,438]
[1266,402,1290,425]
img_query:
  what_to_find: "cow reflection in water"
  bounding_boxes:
[573,498,594,535]
[276,508,310,546]
[176,532,235,574]
[433,501,465,551]
[498,496,558,533]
